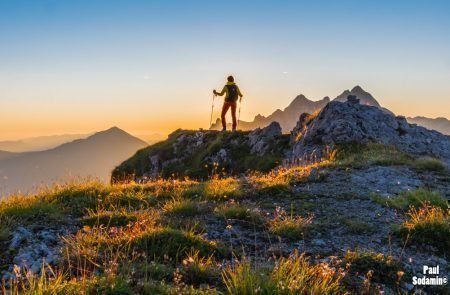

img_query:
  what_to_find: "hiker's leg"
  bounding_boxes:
[221,102,231,131]
[231,102,237,130]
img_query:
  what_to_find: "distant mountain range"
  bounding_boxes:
[0,127,147,197]
[0,134,89,153]
[406,116,450,135]
[211,86,449,135]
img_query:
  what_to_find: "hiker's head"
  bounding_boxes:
[227,75,234,82]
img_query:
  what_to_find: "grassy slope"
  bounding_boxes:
[1,143,448,294]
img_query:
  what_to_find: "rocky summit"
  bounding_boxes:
[112,122,290,182]
[291,98,450,166]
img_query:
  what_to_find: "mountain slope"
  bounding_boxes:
[0,127,147,197]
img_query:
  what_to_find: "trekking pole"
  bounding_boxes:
[237,97,242,130]
[209,93,216,129]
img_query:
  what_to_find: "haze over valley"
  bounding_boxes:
[0,127,146,197]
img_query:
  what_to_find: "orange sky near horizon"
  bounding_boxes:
[2,84,449,141]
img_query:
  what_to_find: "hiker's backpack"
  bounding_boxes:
[226,84,238,102]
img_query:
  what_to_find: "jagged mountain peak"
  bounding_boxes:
[351,85,364,92]
[333,85,380,107]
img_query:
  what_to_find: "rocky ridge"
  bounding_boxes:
[291,98,450,165]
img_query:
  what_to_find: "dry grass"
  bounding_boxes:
[182,250,220,286]
[203,177,242,200]
[222,251,345,295]
[162,198,203,216]
[399,204,449,254]
[344,251,405,288]
[215,202,262,223]
[270,251,344,294]
[268,207,313,240]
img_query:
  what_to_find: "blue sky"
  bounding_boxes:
[1,0,449,138]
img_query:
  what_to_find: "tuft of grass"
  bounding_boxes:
[268,207,313,240]
[130,227,227,261]
[0,195,64,225]
[182,250,220,286]
[163,198,202,217]
[333,143,414,167]
[82,209,141,227]
[215,203,262,223]
[344,251,406,287]
[342,219,375,235]
[373,189,448,211]
[248,170,298,197]
[222,252,344,295]
[270,251,344,294]
[203,177,242,200]
[413,157,447,172]
[222,260,268,295]
[397,205,449,254]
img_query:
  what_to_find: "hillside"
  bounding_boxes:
[211,86,449,135]
[0,127,147,197]
[112,123,290,182]
[0,98,449,294]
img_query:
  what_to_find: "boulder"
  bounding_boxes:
[248,122,282,154]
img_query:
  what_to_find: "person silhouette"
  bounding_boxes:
[213,76,243,131]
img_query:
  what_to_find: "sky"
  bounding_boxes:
[1,0,450,140]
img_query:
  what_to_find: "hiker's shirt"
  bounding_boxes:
[217,82,243,103]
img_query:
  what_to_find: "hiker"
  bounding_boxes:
[213,75,243,131]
